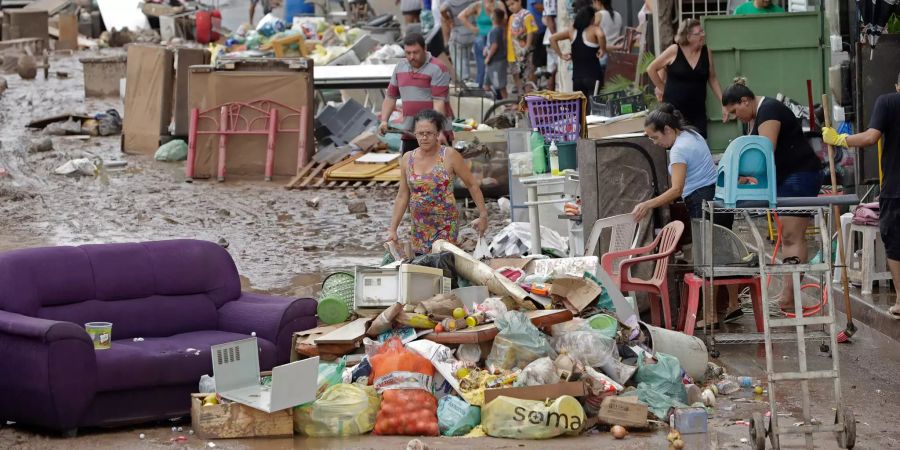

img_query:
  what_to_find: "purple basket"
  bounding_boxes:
[525,96,582,142]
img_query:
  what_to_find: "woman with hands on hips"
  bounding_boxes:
[646,19,727,138]
[387,109,489,255]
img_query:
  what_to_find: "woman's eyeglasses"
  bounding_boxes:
[415,131,438,139]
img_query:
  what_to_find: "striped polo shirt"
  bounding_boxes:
[386,53,454,137]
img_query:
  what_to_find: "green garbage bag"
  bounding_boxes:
[302,357,346,406]
[485,311,555,370]
[437,395,481,436]
[294,383,380,436]
[634,350,687,418]
[154,139,188,161]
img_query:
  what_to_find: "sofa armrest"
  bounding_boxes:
[217,293,318,364]
[0,310,97,431]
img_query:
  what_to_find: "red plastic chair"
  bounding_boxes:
[679,273,764,336]
[601,220,684,329]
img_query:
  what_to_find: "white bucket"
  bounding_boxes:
[641,322,709,382]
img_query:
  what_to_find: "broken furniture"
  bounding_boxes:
[0,239,317,434]
[601,220,685,330]
[188,58,315,179]
[187,99,310,181]
[845,223,891,295]
[123,44,174,155]
[2,9,49,47]
[269,33,311,58]
[714,135,778,208]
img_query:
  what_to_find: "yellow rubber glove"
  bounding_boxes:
[822,127,848,147]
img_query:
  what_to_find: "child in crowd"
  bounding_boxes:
[483,8,508,99]
[506,0,538,94]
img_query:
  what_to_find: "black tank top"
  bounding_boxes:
[571,28,601,80]
[663,45,709,116]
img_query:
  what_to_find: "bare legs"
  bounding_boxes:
[779,216,811,309]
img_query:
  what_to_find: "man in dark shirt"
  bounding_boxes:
[823,72,900,317]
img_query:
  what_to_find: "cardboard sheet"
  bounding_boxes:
[188,65,315,177]
[483,381,587,405]
[122,45,174,155]
[173,48,209,137]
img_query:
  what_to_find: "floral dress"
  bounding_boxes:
[407,147,459,254]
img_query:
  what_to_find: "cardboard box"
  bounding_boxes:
[350,131,380,152]
[80,55,127,97]
[586,114,647,139]
[190,394,293,439]
[483,381,587,405]
[123,45,174,154]
[173,48,209,137]
[598,396,649,428]
[187,59,315,177]
[454,129,509,144]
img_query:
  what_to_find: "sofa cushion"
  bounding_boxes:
[142,240,241,307]
[80,243,156,301]
[95,331,276,392]
[39,294,219,340]
[0,246,95,315]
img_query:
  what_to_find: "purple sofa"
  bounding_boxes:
[0,239,317,435]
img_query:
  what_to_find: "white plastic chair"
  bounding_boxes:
[584,213,648,278]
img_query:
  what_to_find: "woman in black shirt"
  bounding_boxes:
[646,19,728,138]
[722,78,822,311]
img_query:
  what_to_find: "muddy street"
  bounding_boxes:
[0,49,510,297]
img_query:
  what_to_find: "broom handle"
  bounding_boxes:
[822,93,853,325]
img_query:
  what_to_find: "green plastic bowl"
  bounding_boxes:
[587,314,618,339]
[317,296,350,325]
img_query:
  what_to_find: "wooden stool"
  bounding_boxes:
[847,223,891,295]
[680,273,764,336]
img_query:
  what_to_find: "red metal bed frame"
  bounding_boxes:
[186,99,310,181]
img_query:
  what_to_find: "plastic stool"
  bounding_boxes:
[680,273,764,336]
[715,136,777,208]
[846,223,891,295]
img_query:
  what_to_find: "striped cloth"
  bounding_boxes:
[386,53,454,138]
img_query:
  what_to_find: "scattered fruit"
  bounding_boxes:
[754,385,764,395]
[611,425,627,439]
[667,430,681,442]
[672,438,685,449]
[452,307,466,319]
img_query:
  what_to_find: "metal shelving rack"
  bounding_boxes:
[699,201,855,450]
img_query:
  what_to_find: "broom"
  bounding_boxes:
[820,92,856,343]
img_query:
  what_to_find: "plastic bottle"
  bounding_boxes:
[723,375,757,388]
[548,140,560,176]
[530,128,547,174]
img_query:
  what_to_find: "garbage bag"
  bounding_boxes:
[370,337,439,436]
[437,395,481,436]
[515,357,560,387]
[155,139,188,162]
[410,252,458,288]
[482,395,585,439]
[634,351,688,418]
[486,311,555,371]
[312,358,346,401]
[95,109,122,136]
[550,330,616,368]
[294,383,380,436]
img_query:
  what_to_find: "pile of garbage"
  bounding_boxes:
[198,239,767,443]
[211,14,381,67]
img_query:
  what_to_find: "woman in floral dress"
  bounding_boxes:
[387,110,489,255]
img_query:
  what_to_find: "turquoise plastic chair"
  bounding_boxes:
[715,135,777,208]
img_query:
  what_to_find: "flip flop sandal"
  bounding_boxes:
[723,308,744,324]
[889,305,900,320]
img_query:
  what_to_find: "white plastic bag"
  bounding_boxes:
[473,237,490,260]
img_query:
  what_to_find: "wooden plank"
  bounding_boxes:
[314,317,370,344]
[425,309,573,344]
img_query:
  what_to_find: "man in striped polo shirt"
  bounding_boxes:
[380,32,455,153]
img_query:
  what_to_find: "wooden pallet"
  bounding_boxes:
[285,151,401,190]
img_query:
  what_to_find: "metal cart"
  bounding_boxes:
[698,198,857,450]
